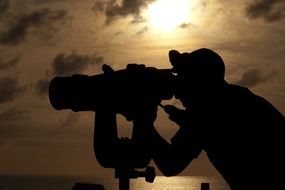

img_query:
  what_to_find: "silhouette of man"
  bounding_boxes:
[148,48,285,190]
[94,48,285,190]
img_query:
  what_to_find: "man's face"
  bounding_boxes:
[173,71,209,108]
[173,74,194,107]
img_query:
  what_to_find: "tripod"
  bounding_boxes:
[114,137,156,190]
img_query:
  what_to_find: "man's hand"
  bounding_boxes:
[161,105,187,126]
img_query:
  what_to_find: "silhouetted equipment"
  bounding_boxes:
[115,165,156,190]
[107,137,156,190]
[49,64,174,190]
[49,64,174,112]
[201,183,210,190]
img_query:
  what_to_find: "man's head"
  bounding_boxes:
[169,48,225,81]
[169,48,226,106]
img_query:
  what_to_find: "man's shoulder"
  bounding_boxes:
[224,83,255,98]
[225,83,284,120]
[225,83,271,105]
[223,83,271,112]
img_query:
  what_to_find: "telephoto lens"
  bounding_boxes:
[49,64,175,112]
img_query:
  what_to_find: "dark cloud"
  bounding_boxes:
[52,52,104,75]
[0,108,29,123]
[246,0,285,22]
[0,8,69,45]
[35,52,104,97]
[92,1,106,12]
[0,76,26,104]
[60,113,80,128]
[94,0,154,25]
[35,78,50,96]
[0,108,81,146]
[236,68,277,87]
[0,108,29,144]
[0,56,20,70]
[114,31,123,36]
[136,26,148,36]
[179,22,193,29]
[0,0,9,16]
[130,14,145,24]
[32,0,68,5]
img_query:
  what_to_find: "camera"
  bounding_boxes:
[49,64,175,112]
[49,64,174,189]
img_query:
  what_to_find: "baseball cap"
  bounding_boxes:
[169,48,225,81]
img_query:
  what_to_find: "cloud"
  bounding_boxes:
[60,113,80,128]
[0,108,29,123]
[0,0,9,16]
[0,8,69,45]
[179,22,195,29]
[32,0,69,5]
[92,1,105,12]
[35,78,50,96]
[236,68,277,87]
[0,56,21,70]
[35,52,105,97]
[52,52,104,75]
[245,0,285,22]
[0,76,26,104]
[0,108,30,144]
[179,23,190,28]
[0,108,81,147]
[136,26,148,36]
[94,0,154,25]
[130,14,145,24]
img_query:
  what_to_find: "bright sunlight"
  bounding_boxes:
[148,0,191,31]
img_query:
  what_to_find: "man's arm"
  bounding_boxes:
[149,105,202,176]
[148,126,202,176]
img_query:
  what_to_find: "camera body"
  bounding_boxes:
[49,64,175,112]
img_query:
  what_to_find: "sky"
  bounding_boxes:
[0,0,285,180]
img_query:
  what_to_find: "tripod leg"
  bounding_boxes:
[119,177,130,190]
[201,182,210,190]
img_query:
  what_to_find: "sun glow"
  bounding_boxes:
[148,0,191,31]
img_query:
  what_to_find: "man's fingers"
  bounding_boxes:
[162,105,180,115]
[161,104,187,124]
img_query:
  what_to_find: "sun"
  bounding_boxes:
[148,0,191,31]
